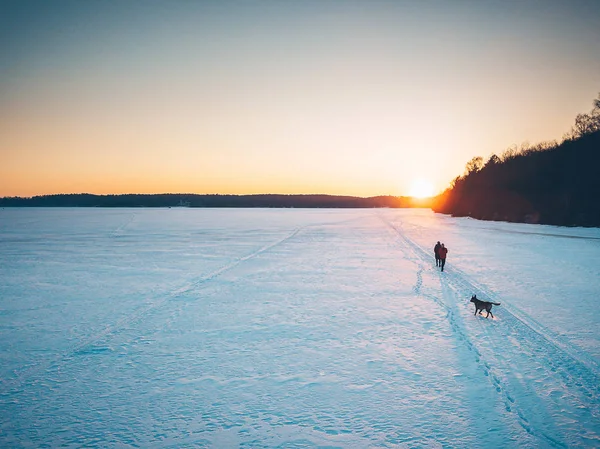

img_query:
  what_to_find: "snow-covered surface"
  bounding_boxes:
[1,208,599,448]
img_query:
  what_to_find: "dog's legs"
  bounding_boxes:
[489,311,494,318]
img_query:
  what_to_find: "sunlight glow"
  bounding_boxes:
[1,2,598,197]
[408,179,434,198]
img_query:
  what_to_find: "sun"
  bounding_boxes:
[408,179,435,198]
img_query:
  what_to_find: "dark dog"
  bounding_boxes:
[470,295,500,318]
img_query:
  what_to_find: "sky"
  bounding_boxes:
[1,208,599,446]
[1,0,599,198]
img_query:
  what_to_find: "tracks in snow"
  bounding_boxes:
[2,228,302,393]
[2,215,371,394]
[378,213,600,447]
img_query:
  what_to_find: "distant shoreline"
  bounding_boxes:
[0,193,433,209]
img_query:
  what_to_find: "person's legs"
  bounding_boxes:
[441,259,446,271]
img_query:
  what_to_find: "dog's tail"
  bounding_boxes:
[492,302,501,306]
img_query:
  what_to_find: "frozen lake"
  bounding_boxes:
[1,208,599,448]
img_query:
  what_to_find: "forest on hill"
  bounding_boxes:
[0,194,428,209]
[432,94,600,227]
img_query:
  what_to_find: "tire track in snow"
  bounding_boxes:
[110,213,137,237]
[441,262,600,372]
[381,214,599,380]
[381,217,564,446]
[380,218,547,442]
[379,217,535,440]
[2,227,302,392]
[440,279,568,448]
[380,219,449,316]
[440,264,600,436]
[378,214,600,447]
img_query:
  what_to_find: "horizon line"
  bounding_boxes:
[1,192,438,200]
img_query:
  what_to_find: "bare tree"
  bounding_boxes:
[573,113,600,138]
[570,94,600,138]
[562,130,575,142]
[464,156,483,175]
[525,140,557,154]
[485,154,501,167]
[501,145,518,161]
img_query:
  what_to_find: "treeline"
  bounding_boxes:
[432,94,600,226]
[0,193,429,209]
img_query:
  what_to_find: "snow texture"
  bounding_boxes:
[1,208,599,448]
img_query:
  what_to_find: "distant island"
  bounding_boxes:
[0,194,431,209]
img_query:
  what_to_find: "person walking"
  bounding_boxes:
[438,243,448,272]
[434,241,441,267]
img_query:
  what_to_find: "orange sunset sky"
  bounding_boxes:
[1,1,599,198]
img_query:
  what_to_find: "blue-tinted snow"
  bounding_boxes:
[1,208,599,448]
